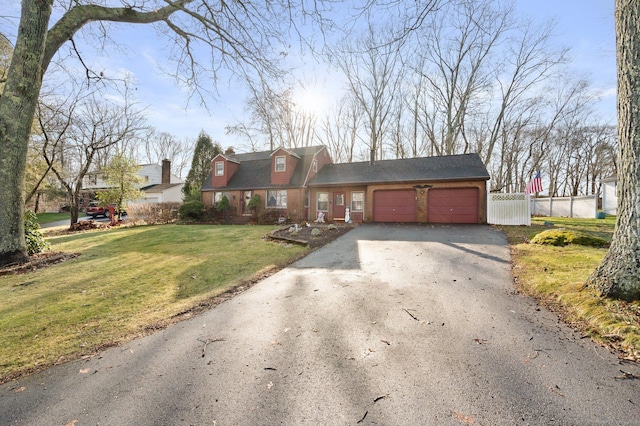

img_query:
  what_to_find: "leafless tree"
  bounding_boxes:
[138,129,193,178]
[331,19,405,161]
[35,89,147,224]
[321,94,363,163]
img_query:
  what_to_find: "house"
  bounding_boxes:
[601,175,617,215]
[84,159,185,204]
[200,146,490,224]
[201,146,331,221]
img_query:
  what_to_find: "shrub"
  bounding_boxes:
[247,194,262,213]
[257,209,281,224]
[531,229,608,247]
[24,211,50,255]
[216,195,230,212]
[311,228,322,236]
[127,202,180,225]
[178,200,206,221]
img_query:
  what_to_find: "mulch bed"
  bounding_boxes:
[268,223,356,249]
[0,252,80,276]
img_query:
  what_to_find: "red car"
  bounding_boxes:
[86,201,111,218]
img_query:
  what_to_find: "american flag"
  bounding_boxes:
[525,171,543,194]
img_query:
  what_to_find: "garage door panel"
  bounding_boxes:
[374,190,417,223]
[428,188,479,224]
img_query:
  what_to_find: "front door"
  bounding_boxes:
[333,192,346,219]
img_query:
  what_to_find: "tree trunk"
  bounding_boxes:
[586,0,640,301]
[0,0,53,266]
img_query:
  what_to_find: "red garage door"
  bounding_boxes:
[373,190,417,222]
[428,188,479,224]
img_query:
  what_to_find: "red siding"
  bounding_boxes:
[211,155,239,187]
[271,149,298,185]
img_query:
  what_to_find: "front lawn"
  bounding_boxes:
[0,224,307,383]
[498,216,640,362]
[34,212,70,224]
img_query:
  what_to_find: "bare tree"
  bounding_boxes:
[321,94,363,163]
[36,90,147,224]
[587,0,640,301]
[331,19,405,161]
[140,129,193,178]
[411,0,511,156]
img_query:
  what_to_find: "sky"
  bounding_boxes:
[136,0,617,149]
[0,1,617,151]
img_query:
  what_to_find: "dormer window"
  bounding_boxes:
[275,156,286,172]
[215,161,224,176]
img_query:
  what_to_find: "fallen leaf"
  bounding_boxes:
[266,381,274,389]
[452,411,475,424]
[65,420,78,426]
[14,386,26,393]
[79,368,91,374]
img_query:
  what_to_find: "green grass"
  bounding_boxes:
[498,216,640,361]
[0,224,306,382]
[34,212,70,224]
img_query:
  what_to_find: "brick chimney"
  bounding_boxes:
[162,159,171,184]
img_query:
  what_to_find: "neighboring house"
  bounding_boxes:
[201,145,490,224]
[601,175,618,215]
[84,159,185,204]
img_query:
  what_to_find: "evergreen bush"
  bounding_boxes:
[24,211,50,255]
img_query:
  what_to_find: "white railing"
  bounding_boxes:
[530,195,597,219]
[487,193,531,226]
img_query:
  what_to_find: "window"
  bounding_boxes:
[215,161,224,176]
[304,190,309,208]
[267,190,287,208]
[312,160,317,173]
[317,192,329,211]
[351,192,364,211]
[214,192,230,203]
[275,156,286,172]
[336,194,344,206]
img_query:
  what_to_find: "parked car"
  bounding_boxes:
[86,201,110,218]
[86,202,127,219]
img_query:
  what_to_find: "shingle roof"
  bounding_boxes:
[307,153,489,186]
[201,145,326,191]
[143,183,183,193]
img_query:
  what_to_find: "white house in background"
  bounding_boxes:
[84,159,185,204]
[601,175,617,215]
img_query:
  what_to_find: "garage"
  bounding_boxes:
[373,189,417,222]
[427,188,479,224]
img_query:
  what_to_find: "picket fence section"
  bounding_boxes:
[530,195,597,219]
[487,193,531,226]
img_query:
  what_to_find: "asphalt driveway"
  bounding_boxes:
[1,224,638,425]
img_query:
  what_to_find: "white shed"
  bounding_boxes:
[601,176,617,215]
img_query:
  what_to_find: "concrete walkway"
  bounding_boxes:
[1,224,638,425]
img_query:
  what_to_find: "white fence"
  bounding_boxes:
[487,193,598,225]
[530,195,597,219]
[487,193,530,226]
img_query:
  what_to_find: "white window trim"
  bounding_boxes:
[275,156,286,172]
[351,191,364,211]
[215,161,224,176]
[317,192,329,212]
[267,190,287,208]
